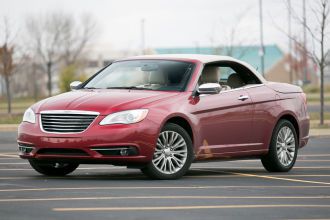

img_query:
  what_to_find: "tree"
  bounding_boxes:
[310,0,330,126]
[285,0,330,125]
[58,64,87,93]
[61,13,97,66]
[26,12,97,96]
[0,17,16,114]
[210,6,253,59]
[26,13,65,97]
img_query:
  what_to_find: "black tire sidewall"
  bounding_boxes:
[263,119,298,172]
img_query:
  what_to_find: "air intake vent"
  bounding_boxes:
[37,148,89,156]
[40,111,99,133]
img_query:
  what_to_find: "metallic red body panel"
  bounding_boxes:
[17,56,310,166]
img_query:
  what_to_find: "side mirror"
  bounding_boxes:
[70,81,82,90]
[197,83,221,95]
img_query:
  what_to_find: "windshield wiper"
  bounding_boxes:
[83,87,98,89]
[107,86,153,90]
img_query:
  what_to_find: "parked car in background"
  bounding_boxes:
[17,54,310,179]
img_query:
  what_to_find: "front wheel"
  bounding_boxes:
[29,160,79,176]
[141,123,194,179]
[261,119,298,172]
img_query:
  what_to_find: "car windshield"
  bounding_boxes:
[83,60,195,91]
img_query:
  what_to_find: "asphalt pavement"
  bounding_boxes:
[307,104,330,112]
[0,132,330,220]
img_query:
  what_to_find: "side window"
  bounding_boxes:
[198,62,261,91]
[198,66,220,85]
[219,67,236,90]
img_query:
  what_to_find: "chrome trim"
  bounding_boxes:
[91,147,130,151]
[237,95,249,101]
[39,110,100,134]
[243,84,265,89]
[40,110,100,115]
[219,84,265,94]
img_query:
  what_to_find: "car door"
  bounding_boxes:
[191,88,255,158]
[244,84,279,151]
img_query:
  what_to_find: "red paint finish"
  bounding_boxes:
[17,55,309,166]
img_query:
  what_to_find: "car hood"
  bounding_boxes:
[33,89,179,115]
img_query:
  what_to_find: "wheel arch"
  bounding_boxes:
[276,113,300,141]
[163,116,194,146]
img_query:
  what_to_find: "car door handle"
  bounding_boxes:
[238,95,249,101]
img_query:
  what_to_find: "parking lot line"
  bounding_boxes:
[0,154,19,158]
[192,166,330,170]
[0,167,126,171]
[228,159,330,162]
[0,185,330,193]
[1,174,330,180]
[227,171,330,185]
[299,154,330,157]
[195,169,330,185]
[2,166,330,171]
[0,195,330,203]
[0,162,29,165]
[53,204,330,212]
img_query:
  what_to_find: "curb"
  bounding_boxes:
[0,124,18,132]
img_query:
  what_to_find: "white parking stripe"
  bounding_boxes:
[196,169,330,185]
[0,185,330,193]
[53,204,330,212]
[0,195,329,202]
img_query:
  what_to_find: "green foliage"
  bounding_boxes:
[303,84,330,93]
[58,65,88,93]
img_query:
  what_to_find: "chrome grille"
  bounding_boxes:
[40,111,99,133]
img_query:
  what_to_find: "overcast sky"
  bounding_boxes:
[0,0,315,54]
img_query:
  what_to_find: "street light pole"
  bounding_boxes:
[259,0,265,76]
[302,0,307,83]
[141,19,145,55]
[288,0,293,84]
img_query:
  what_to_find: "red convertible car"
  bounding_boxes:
[18,54,309,179]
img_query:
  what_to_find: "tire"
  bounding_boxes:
[141,123,194,180]
[29,160,79,176]
[261,119,298,172]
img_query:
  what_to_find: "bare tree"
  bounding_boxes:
[0,17,17,114]
[210,7,253,59]
[26,13,65,96]
[61,13,97,65]
[282,0,330,125]
[26,12,97,96]
[311,0,330,125]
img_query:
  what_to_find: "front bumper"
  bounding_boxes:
[17,115,160,165]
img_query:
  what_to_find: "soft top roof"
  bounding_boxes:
[116,54,266,83]
[118,54,238,63]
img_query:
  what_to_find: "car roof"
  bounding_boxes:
[118,54,239,64]
[116,54,267,83]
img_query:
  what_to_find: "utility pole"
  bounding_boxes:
[288,0,293,84]
[141,19,145,55]
[259,0,265,76]
[302,0,308,84]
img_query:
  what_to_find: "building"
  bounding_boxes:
[154,45,318,85]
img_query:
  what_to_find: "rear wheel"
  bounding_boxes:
[261,119,298,172]
[141,123,193,179]
[29,160,79,176]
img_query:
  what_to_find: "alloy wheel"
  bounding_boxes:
[276,126,296,166]
[152,130,188,174]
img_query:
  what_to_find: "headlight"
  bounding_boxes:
[22,108,36,124]
[99,109,148,125]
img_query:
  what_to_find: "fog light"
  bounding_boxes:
[120,149,129,156]
[91,146,138,156]
[18,144,34,154]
